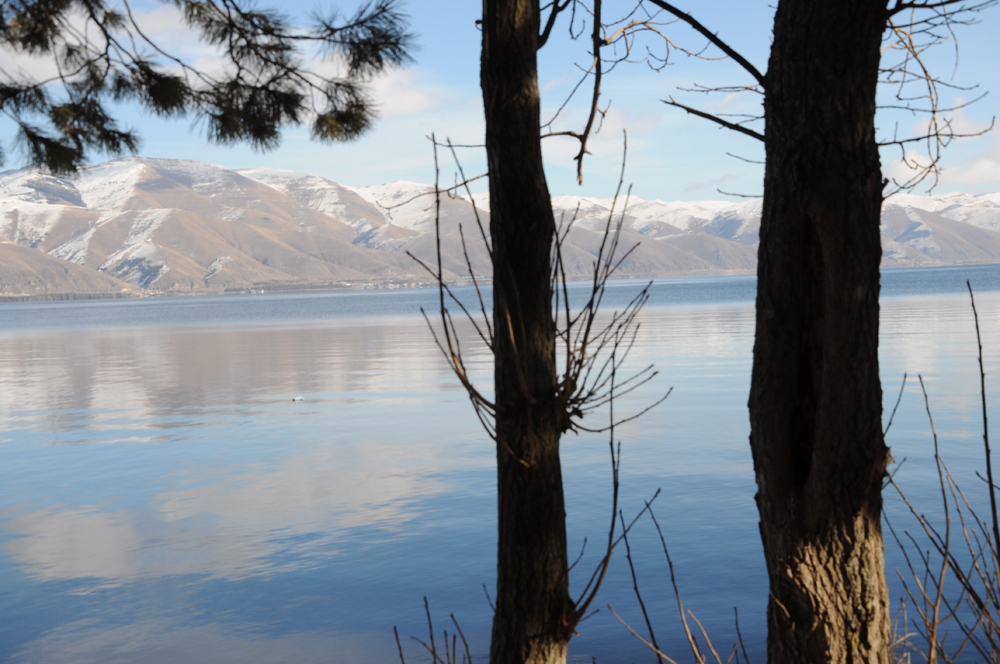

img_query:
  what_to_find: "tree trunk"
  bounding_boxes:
[750,1,891,662]
[481,1,572,663]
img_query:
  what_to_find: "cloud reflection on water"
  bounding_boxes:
[5,442,443,583]
[12,619,399,664]
[1,315,469,592]
[2,280,1000,663]
[0,317,487,434]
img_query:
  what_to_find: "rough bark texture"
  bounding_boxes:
[481,1,572,663]
[750,2,892,663]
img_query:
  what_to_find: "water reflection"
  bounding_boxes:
[12,619,395,664]
[0,311,493,663]
[6,442,443,583]
[1,276,1000,663]
[0,320,476,436]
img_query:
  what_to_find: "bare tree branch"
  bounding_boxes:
[572,0,606,184]
[662,97,764,141]
[539,0,572,48]
[888,0,997,18]
[643,0,766,87]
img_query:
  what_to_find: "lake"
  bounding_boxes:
[2,264,1000,663]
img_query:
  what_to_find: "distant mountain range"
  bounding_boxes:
[0,156,998,298]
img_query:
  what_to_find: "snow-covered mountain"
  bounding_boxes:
[0,156,998,297]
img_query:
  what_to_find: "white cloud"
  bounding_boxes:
[881,96,1000,191]
[939,158,1000,187]
[942,98,998,141]
[1,4,437,122]
[541,133,584,166]
[0,5,222,83]
[368,68,438,118]
[0,37,64,81]
[684,173,737,192]
[883,148,934,184]
[596,105,660,135]
[882,106,1000,189]
[880,95,995,170]
[541,73,572,94]
[702,89,761,112]
[990,139,1000,160]
[299,58,443,120]
[540,105,660,174]
[128,5,219,62]
[0,48,58,81]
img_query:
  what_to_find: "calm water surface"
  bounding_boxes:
[2,265,1000,663]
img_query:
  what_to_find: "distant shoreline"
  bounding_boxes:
[0,291,138,304]
[0,268,754,302]
[2,262,998,303]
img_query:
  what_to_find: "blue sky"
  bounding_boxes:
[3,0,999,201]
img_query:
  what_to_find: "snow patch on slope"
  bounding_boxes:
[106,243,170,288]
[885,192,1000,232]
[98,209,172,286]
[155,159,242,195]
[349,181,436,231]
[238,167,386,233]
[219,206,244,222]
[75,159,150,209]
[0,168,84,206]
[549,195,763,244]
[205,255,232,282]
[352,225,416,251]
[0,202,71,247]
[49,226,98,264]
[235,167,306,186]
[76,157,247,210]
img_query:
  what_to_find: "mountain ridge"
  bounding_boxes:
[0,156,998,298]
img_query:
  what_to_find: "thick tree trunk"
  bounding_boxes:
[750,2,891,662]
[481,2,572,663]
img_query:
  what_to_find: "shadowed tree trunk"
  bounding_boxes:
[750,1,892,662]
[481,1,572,663]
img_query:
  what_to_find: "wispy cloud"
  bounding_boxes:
[941,158,1000,187]
[684,173,737,192]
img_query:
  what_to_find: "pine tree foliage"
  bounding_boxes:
[0,0,413,172]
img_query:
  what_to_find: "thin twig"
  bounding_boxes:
[886,372,909,436]
[662,98,764,141]
[968,280,999,558]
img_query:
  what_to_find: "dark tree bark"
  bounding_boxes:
[750,1,892,662]
[481,1,573,663]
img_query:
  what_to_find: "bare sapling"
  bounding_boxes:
[887,281,1000,663]
[609,501,750,664]
[394,597,474,664]
[392,133,669,662]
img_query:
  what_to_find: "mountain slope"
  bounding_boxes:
[0,239,135,296]
[1,157,999,297]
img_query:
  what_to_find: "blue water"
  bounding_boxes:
[1,263,999,663]
[2,263,997,332]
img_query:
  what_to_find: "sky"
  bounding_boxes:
[1,0,999,202]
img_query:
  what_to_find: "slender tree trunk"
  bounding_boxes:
[481,1,572,663]
[750,2,891,662]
